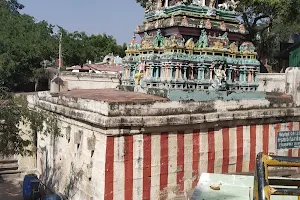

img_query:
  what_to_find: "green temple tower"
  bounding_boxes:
[121,0,263,101]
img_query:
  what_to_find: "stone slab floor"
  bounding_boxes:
[0,180,22,200]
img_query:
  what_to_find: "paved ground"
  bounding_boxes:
[0,180,22,200]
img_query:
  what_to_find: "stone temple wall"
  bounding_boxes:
[36,114,107,200]
[25,91,300,200]
[257,73,286,93]
[61,72,120,91]
[60,72,285,93]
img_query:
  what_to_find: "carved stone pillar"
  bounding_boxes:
[170,65,173,81]
[248,69,252,83]
[197,66,201,81]
[161,64,165,81]
[227,67,233,82]
[239,68,244,83]
[254,70,258,83]
[244,69,248,83]
[156,65,160,79]
[209,67,213,80]
[125,65,129,78]
[183,66,187,80]
[175,65,179,80]
[209,0,216,8]
[165,64,169,79]
[165,0,169,8]
[150,65,154,79]
[190,65,194,80]
[145,65,150,78]
[157,0,162,9]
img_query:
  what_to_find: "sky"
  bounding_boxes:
[18,0,145,44]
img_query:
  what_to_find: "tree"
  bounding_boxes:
[136,0,148,8]
[0,87,60,156]
[0,0,126,92]
[60,28,126,66]
[0,0,57,91]
[237,0,300,59]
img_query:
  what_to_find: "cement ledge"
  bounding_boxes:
[35,99,300,131]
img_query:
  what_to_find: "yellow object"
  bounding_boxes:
[135,73,145,85]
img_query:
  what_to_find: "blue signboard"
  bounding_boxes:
[277,131,300,149]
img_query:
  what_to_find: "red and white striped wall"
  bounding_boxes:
[104,122,300,200]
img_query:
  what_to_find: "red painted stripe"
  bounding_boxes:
[236,126,243,173]
[192,130,200,188]
[177,132,185,192]
[263,125,269,154]
[208,128,215,173]
[249,125,256,172]
[222,127,229,174]
[288,122,293,157]
[274,123,281,154]
[124,136,133,200]
[143,134,151,200]
[160,133,169,192]
[104,137,114,200]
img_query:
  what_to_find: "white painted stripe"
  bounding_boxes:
[228,127,236,173]
[214,128,223,174]
[256,125,263,155]
[113,136,125,200]
[167,133,177,199]
[150,134,161,200]
[281,123,289,156]
[199,130,208,174]
[184,132,193,192]
[242,125,250,172]
[133,134,143,200]
[269,124,276,155]
[292,122,299,157]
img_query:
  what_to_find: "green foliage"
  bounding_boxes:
[59,28,126,66]
[0,0,126,92]
[0,87,60,156]
[237,0,300,61]
[136,0,147,8]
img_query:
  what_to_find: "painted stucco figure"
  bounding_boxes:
[134,70,145,85]
[212,63,227,89]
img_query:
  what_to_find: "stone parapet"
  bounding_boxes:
[26,89,300,200]
[27,89,296,131]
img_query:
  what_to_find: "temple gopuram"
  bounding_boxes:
[121,0,263,101]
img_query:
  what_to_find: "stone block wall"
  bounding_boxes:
[60,72,285,93]
[61,72,119,90]
[28,91,300,200]
[257,73,286,93]
[36,115,107,200]
[103,121,299,200]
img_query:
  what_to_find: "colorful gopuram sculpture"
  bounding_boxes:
[121,0,263,101]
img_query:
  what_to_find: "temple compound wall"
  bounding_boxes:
[60,72,120,91]
[60,71,285,93]
[27,90,299,200]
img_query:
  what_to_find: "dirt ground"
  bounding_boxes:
[0,180,22,200]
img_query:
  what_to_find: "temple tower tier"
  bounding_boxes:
[120,0,263,101]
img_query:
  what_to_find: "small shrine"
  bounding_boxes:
[120,0,263,101]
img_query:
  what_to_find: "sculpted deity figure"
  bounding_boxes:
[192,0,205,6]
[218,0,239,11]
[212,63,227,89]
[198,29,208,48]
[209,0,216,8]
[145,0,158,12]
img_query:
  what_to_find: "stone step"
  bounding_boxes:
[0,163,18,171]
[0,170,22,181]
[0,159,18,164]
